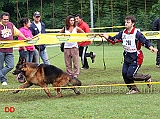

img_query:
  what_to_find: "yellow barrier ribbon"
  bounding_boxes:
[0,31,160,48]
[46,26,125,32]
[0,81,159,92]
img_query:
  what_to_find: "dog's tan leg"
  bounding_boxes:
[53,82,63,98]
[43,87,52,98]
[13,81,32,94]
[39,83,52,98]
[55,88,62,98]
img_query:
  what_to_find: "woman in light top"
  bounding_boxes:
[60,15,84,80]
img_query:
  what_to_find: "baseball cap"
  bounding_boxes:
[33,12,41,17]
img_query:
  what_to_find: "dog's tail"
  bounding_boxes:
[70,77,82,86]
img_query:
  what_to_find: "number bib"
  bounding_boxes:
[122,29,137,52]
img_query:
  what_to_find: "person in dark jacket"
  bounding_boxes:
[29,11,50,64]
[152,17,160,67]
[99,15,157,94]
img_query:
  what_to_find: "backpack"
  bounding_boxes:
[60,27,65,52]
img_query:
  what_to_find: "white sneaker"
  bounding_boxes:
[81,67,89,70]
[126,90,139,94]
[2,82,7,85]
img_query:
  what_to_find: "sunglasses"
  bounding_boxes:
[35,16,40,18]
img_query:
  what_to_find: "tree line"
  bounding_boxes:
[0,0,160,32]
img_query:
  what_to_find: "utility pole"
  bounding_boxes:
[90,0,94,31]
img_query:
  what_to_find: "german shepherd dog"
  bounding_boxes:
[12,58,81,98]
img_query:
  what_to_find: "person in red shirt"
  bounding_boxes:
[75,14,96,69]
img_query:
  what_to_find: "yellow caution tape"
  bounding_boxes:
[0,81,159,92]
[0,31,160,48]
[46,26,125,32]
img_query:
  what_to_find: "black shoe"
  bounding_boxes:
[90,52,96,63]
[81,67,89,70]
[144,74,152,88]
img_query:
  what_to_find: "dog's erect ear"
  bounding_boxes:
[21,63,27,71]
[18,57,22,63]
[22,57,26,63]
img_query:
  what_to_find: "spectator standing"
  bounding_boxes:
[59,15,84,80]
[18,17,35,62]
[75,14,96,69]
[0,12,29,85]
[152,17,160,67]
[17,17,35,83]
[29,11,50,64]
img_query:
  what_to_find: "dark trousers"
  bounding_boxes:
[122,60,139,90]
[79,46,90,68]
[156,40,160,65]
[19,50,34,62]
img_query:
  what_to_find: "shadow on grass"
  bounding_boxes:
[1,85,160,104]
[0,88,84,103]
[0,92,48,103]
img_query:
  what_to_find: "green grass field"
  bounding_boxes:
[0,44,160,119]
